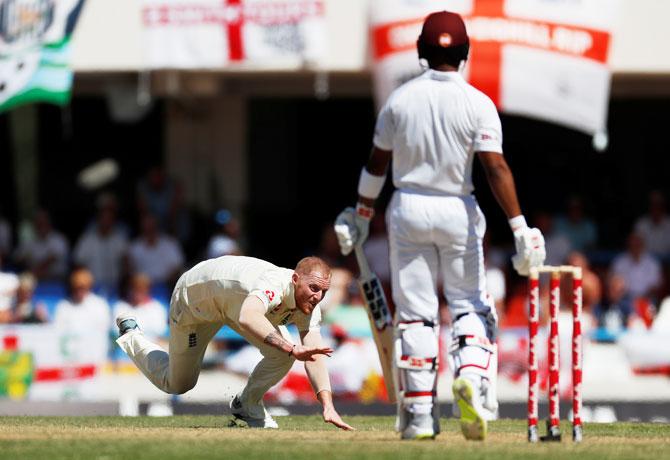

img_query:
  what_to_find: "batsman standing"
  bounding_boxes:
[116,255,353,431]
[335,11,545,440]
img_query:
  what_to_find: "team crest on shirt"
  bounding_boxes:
[265,290,275,302]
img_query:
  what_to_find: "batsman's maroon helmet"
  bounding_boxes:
[417,11,470,64]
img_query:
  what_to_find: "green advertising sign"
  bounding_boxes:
[0,0,86,113]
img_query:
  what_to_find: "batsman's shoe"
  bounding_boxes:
[116,313,140,336]
[228,396,278,429]
[400,412,435,440]
[453,377,487,441]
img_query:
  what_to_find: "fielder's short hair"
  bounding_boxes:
[295,256,331,278]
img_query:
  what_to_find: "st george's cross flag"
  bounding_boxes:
[141,0,326,69]
[370,0,621,136]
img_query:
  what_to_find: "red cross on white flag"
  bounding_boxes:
[142,0,325,68]
[370,0,621,135]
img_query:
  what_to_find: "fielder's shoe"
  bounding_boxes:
[453,377,487,441]
[401,412,435,440]
[228,396,278,429]
[116,313,140,336]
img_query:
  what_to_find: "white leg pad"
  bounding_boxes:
[396,322,438,414]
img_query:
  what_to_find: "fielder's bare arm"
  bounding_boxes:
[335,11,545,441]
[116,255,353,430]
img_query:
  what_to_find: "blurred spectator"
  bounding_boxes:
[634,190,670,259]
[611,232,662,301]
[74,196,129,296]
[137,166,176,229]
[564,251,602,312]
[112,274,167,339]
[53,269,111,334]
[319,268,354,314]
[533,211,571,266]
[593,274,634,341]
[553,196,598,252]
[0,205,11,260]
[10,273,48,324]
[363,212,390,285]
[0,255,19,323]
[14,210,70,282]
[206,209,241,259]
[128,214,184,285]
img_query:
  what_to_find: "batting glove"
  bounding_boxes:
[511,227,546,276]
[334,204,373,256]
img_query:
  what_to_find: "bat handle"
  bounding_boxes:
[354,244,372,278]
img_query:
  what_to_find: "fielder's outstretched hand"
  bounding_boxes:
[323,406,355,431]
[291,345,334,362]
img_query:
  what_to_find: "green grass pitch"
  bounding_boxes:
[1,416,668,460]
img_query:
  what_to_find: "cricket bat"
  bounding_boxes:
[354,244,397,403]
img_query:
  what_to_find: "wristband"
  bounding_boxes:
[508,215,527,232]
[357,167,386,199]
[356,202,374,221]
[289,344,296,357]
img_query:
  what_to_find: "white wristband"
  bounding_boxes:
[508,215,527,232]
[357,168,386,199]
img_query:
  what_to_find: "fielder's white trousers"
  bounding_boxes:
[116,293,295,419]
[388,190,493,322]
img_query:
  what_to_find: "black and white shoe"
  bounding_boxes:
[228,396,278,429]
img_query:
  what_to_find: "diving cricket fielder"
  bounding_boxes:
[116,255,354,430]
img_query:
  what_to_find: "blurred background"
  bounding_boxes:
[1,0,669,421]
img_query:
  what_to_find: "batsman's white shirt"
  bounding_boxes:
[374,70,503,195]
[173,255,321,332]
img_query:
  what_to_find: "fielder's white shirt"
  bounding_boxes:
[374,70,503,196]
[176,256,321,332]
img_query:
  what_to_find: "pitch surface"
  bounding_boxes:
[1,416,668,459]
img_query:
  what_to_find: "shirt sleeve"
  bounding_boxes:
[373,101,394,151]
[473,95,503,154]
[249,273,285,313]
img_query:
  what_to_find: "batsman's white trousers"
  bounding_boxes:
[388,190,493,322]
[116,292,295,419]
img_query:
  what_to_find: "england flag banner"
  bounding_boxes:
[370,0,621,135]
[0,0,86,113]
[142,0,326,69]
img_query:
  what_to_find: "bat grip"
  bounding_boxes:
[354,244,372,278]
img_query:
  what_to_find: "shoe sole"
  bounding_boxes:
[229,415,278,429]
[401,433,436,440]
[453,377,487,441]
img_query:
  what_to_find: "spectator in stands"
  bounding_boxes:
[611,232,662,301]
[74,196,129,296]
[553,196,598,252]
[0,205,11,261]
[14,210,69,282]
[0,255,19,323]
[533,211,571,266]
[10,273,48,324]
[593,274,634,340]
[316,223,349,270]
[137,166,175,229]
[54,268,111,334]
[634,190,670,260]
[564,251,601,312]
[128,214,184,285]
[206,209,242,259]
[112,273,166,340]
